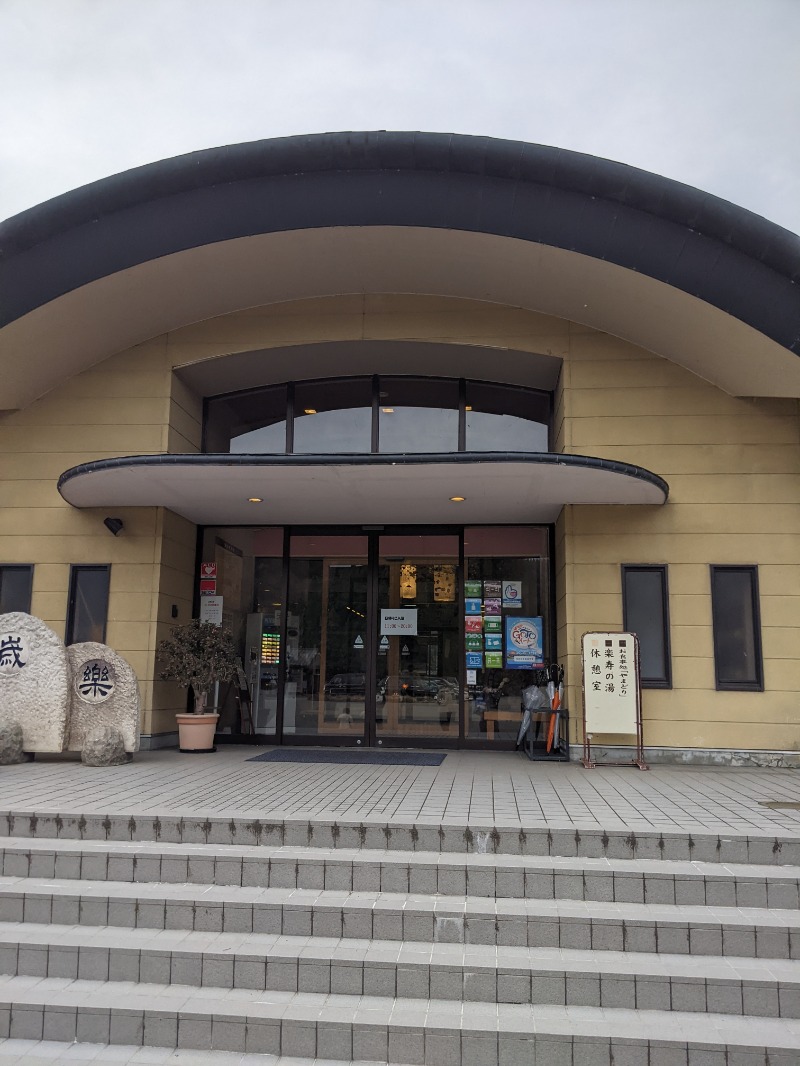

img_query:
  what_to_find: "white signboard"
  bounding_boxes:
[380,608,418,635]
[582,632,639,734]
[200,596,224,627]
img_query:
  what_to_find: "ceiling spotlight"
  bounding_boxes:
[449,496,466,503]
[303,408,317,415]
[247,497,263,503]
[381,407,394,414]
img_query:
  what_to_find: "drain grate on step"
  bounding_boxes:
[759,800,800,809]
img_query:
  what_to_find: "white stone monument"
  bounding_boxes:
[67,642,141,754]
[0,613,71,752]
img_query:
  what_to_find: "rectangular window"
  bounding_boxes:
[710,566,763,691]
[0,566,33,614]
[66,566,111,645]
[621,565,671,688]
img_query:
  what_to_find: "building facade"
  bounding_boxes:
[1,132,798,761]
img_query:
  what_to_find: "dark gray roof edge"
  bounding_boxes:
[57,450,669,502]
[2,131,798,280]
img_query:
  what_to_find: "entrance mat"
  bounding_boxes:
[247,749,447,766]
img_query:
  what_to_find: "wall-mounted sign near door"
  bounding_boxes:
[200,596,224,627]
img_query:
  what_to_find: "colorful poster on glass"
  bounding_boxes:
[465,616,483,634]
[502,581,523,608]
[483,616,502,633]
[465,598,482,615]
[505,616,544,669]
[464,581,482,598]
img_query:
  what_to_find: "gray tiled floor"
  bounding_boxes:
[0,1038,364,1063]
[0,749,799,837]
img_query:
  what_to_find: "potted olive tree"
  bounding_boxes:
[158,618,238,752]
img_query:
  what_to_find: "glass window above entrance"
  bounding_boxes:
[293,379,372,454]
[205,376,550,455]
[377,378,459,453]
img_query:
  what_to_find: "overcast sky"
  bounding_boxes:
[2,0,799,234]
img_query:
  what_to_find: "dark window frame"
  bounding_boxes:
[206,375,552,456]
[621,564,672,689]
[710,565,764,692]
[65,565,111,645]
[0,565,34,614]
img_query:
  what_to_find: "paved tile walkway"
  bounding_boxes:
[1,748,799,837]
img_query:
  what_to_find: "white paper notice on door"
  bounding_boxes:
[380,608,418,635]
[200,596,224,627]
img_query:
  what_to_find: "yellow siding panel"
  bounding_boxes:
[568,388,792,420]
[569,534,799,565]
[761,597,800,628]
[569,359,708,389]
[666,473,800,505]
[568,504,800,537]
[7,396,171,428]
[168,398,202,450]
[0,425,165,454]
[565,444,800,476]
[571,415,798,448]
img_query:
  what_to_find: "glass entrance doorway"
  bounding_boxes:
[376,535,460,742]
[285,535,368,742]
[201,524,553,749]
[282,533,460,743]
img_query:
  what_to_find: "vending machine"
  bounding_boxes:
[245,613,280,732]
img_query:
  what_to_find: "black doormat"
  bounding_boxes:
[247,749,446,766]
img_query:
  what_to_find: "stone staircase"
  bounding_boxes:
[0,813,797,1064]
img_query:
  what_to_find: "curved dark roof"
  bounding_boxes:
[1,131,799,353]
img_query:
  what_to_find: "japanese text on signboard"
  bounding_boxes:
[582,632,639,733]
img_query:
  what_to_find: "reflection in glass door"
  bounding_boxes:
[375,535,460,741]
[285,536,368,740]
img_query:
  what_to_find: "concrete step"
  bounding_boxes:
[3,810,799,865]
[2,836,798,907]
[0,1037,395,1064]
[0,974,797,1064]
[1,923,799,1017]
[1,877,798,958]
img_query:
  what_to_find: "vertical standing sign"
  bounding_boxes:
[581,632,648,770]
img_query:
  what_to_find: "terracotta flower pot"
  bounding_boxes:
[176,713,219,753]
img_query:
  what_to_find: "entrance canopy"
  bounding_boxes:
[2,132,799,409]
[58,452,668,525]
